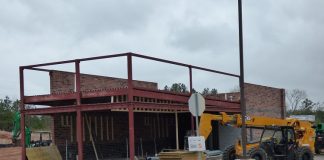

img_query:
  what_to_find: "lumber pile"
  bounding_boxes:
[158,150,206,160]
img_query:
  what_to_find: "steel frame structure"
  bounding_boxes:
[19,52,241,160]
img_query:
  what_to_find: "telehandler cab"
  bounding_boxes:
[199,112,315,160]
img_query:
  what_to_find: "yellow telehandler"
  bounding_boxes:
[199,112,315,160]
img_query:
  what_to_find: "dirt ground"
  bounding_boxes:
[0,147,323,160]
[315,154,324,160]
[0,147,21,160]
[0,130,12,144]
[1,129,324,160]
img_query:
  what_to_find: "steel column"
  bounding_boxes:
[189,66,195,132]
[127,54,135,160]
[75,61,81,104]
[76,110,83,160]
[128,106,135,160]
[175,111,179,150]
[19,67,26,160]
[238,0,247,157]
[75,61,83,160]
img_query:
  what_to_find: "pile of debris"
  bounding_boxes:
[0,130,13,147]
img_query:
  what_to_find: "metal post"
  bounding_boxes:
[127,54,135,160]
[194,94,201,160]
[75,61,81,105]
[126,138,129,160]
[128,107,135,160]
[75,61,83,160]
[76,110,83,160]
[280,89,286,119]
[66,139,68,160]
[238,0,247,158]
[175,111,179,150]
[140,138,143,157]
[19,67,26,160]
[189,66,195,133]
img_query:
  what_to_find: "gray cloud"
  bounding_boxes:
[0,0,323,103]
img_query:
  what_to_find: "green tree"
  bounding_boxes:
[201,88,218,96]
[164,83,189,93]
[0,96,16,131]
[210,88,218,95]
[286,89,307,112]
[0,96,51,131]
[201,88,210,96]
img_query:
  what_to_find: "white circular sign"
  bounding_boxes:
[188,93,206,116]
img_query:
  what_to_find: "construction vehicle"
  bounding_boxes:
[12,112,52,147]
[199,112,315,160]
[12,112,32,147]
[315,123,324,154]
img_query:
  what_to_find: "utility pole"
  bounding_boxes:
[238,0,247,158]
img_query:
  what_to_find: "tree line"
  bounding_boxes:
[0,96,51,131]
[163,83,218,96]
[286,89,324,124]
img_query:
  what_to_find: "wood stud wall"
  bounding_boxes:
[60,114,115,142]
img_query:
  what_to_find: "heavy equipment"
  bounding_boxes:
[199,112,315,160]
[12,112,52,147]
[315,123,324,154]
[12,112,32,147]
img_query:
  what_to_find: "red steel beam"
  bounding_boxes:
[19,67,26,160]
[23,101,239,115]
[26,67,52,72]
[22,53,128,69]
[132,102,187,111]
[24,88,128,104]
[24,106,77,115]
[23,59,76,69]
[133,88,188,103]
[23,87,240,110]
[132,53,239,78]
[128,105,134,160]
[76,110,83,160]
[75,61,81,104]
[24,93,77,104]
[78,52,128,62]
[22,52,239,78]
[82,88,128,98]
[133,87,239,107]
[127,54,135,160]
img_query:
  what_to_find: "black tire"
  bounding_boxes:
[223,145,237,160]
[247,148,267,160]
[295,147,314,160]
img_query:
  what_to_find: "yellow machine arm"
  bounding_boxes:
[199,112,302,140]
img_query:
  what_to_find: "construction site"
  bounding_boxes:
[1,0,324,160]
[2,52,317,160]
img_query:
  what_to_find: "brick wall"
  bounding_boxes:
[217,83,285,150]
[215,83,285,118]
[49,71,158,94]
[53,111,185,159]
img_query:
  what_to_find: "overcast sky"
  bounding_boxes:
[0,0,323,103]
